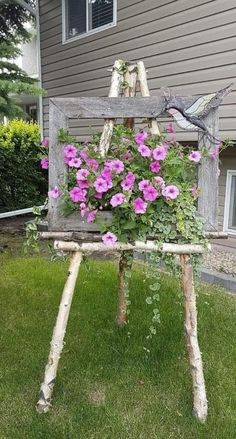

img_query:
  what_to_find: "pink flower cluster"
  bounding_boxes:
[40,157,49,169]
[44,130,205,245]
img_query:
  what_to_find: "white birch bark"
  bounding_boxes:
[39,231,225,240]
[123,64,138,129]
[98,59,123,156]
[137,61,161,135]
[180,254,208,422]
[54,240,207,255]
[117,253,128,327]
[36,251,83,413]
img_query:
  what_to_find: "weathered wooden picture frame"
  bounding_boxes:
[48,95,219,232]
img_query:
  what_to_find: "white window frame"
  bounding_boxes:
[62,0,117,44]
[223,170,236,234]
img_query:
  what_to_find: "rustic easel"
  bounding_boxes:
[36,60,222,422]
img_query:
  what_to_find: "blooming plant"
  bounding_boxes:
[47,125,208,247]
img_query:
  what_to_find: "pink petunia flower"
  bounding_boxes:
[134,131,148,144]
[68,157,82,168]
[41,138,49,148]
[79,149,88,161]
[105,159,124,174]
[86,158,99,172]
[162,142,170,151]
[162,185,179,200]
[122,151,133,161]
[101,168,113,188]
[138,144,151,157]
[102,232,118,246]
[76,168,90,181]
[126,171,135,184]
[138,180,150,192]
[154,176,165,187]
[77,180,89,189]
[95,191,103,199]
[153,146,167,161]
[69,187,87,203]
[80,203,89,218]
[133,197,147,214]
[87,209,98,223]
[48,186,61,199]
[188,151,201,162]
[210,147,219,161]
[191,185,199,199]
[121,172,135,192]
[64,144,77,159]
[110,193,126,207]
[150,161,161,173]
[166,122,176,134]
[143,185,159,202]
[40,157,49,169]
[94,177,109,193]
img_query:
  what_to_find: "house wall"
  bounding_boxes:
[39,0,236,140]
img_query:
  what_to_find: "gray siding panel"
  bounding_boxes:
[39,0,236,141]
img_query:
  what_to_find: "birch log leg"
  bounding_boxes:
[123,64,137,129]
[99,59,123,156]
[116,251,133,327]
[137,61,161,135]
[180,254,208,422]
[36,251,83,413]
[116,252,127,327]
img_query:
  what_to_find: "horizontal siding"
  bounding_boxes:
[41,2,236,54]
[43,51,236,90]
[42,30,236,77]
[40,0,236,141]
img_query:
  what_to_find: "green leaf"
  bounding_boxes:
[149,283,160,292]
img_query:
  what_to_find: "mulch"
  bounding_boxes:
[0,214,33,234]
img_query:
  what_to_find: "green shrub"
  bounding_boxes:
[0,119,47,212]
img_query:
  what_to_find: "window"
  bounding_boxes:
[26,104,38,122]
[63,0,116,42]
[224,170,236,234]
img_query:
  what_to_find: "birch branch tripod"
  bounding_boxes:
[36,59,224,422]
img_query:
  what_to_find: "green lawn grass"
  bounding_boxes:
[0,254,236,439]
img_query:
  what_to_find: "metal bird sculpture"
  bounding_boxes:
[163,83,233,142]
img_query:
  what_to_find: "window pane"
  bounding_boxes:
[66,0,86,39]
[89,0,114,31]
[228,176,236,229]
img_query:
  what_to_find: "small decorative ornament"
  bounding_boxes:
[164,83,232,142]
